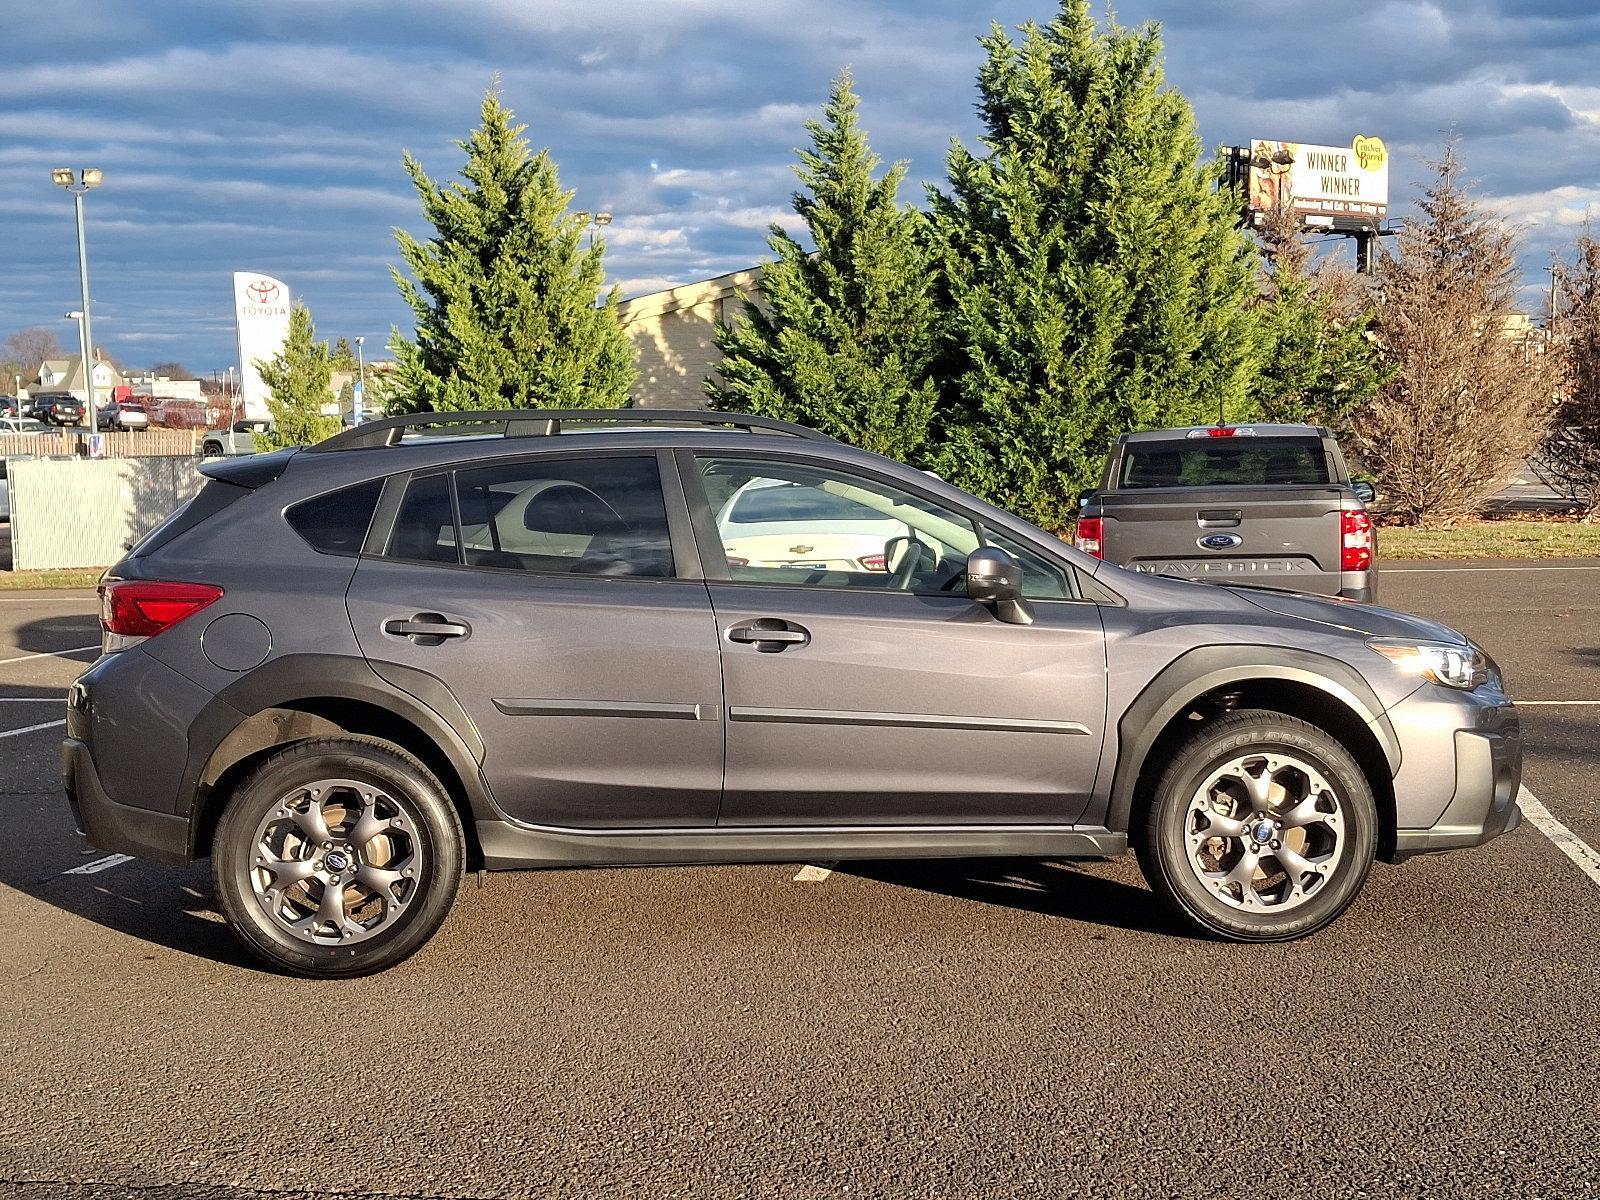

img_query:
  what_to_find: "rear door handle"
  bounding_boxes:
[727,619,810,652]
[384,613,471,643]
[1197,510,1242,527]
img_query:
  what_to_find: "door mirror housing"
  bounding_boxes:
[964,547,1034,626]
[1077,489,1097,511]
[1352,480,1377,506]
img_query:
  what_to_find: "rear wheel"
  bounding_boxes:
[212,737,464,977]
[1136,709,1377,942]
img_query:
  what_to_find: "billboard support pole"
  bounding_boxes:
[1355,230,1375,274]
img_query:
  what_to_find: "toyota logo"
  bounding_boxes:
[246,279,280,304]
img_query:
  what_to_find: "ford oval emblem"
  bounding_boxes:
[1197,533,1243,551]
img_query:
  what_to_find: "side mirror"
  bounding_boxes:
[964,547,1034,626]
[1352,480,1377,505]
[1077,489,1097,511]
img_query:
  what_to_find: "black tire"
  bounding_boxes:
[1135,709,1378,942]
[211,737,464,978]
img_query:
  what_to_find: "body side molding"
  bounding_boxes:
[727,707,1091,735]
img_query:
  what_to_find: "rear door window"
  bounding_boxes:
[385,456,676,578]
[1119,437,1330,488]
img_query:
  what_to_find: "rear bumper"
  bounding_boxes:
[1389,697,1523,862]
[62,737,190,865]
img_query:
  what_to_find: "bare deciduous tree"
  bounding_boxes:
[1540,237,1600,519]
[1356,145,1555,527]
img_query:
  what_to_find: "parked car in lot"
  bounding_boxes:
[0,453,38,521]
[1075,423,1377,600]
[714,476,903,572]
[34,393,85,426]
[201,419,271,456]
[0,417,54,436]
[67,409,1522,977]
[98,400,150,431]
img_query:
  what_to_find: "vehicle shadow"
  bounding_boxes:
[11,611,101,655]
[839,856,1199,939]
[0,677,264,972]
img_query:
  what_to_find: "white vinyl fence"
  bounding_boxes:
[7,456,205,570]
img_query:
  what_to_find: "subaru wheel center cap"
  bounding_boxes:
[325,850,349,872]
[1252,821,1274,843]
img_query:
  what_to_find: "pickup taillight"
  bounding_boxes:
[1340,508,1373,573]
[1074,517,1104,559]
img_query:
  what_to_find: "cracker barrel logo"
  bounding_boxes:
[1353,135,1387,172]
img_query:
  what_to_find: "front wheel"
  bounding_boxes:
[1136,709,1378,942]
[212,737,464,977]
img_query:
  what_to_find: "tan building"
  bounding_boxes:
[617,266,765,408]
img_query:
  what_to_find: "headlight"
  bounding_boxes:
[1367,638,1487,689]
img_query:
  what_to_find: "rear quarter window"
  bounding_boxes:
[285,479,384,556]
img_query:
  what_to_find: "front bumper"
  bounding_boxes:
[1388,691,1522,861]
[62,737,190,865]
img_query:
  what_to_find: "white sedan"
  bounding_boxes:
[715,477,906,572]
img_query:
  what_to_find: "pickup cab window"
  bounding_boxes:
[1119,437,1331,488]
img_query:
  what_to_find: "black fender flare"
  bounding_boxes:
[1103,644,1401,833]
[178,653,497,836]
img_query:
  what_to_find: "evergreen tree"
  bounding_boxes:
[1358,144,1553,526]
[929,1,1261,529]
[708,71,939,461]
[1250,204,1388,431]
[389,87,635,412]
[330,336,358,371]
[254,303,340,450]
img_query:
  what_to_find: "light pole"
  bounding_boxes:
[354,335,367,423]
[574,210,613,249]
[52,167,103,435]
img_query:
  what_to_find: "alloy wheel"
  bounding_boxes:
[1184,751,1345,912]
[248,778,423,945]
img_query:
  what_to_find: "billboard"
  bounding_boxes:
[1245,136,1388,226]
[232,271,291,421]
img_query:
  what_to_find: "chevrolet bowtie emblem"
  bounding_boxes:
[789,545,814,554]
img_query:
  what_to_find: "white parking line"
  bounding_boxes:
[1520,787,1600,891]
[0,718,65,740]
[793,863,834,883]
[1383,565,1600,573]
[62,854,133,876]
[1518,701,1600,706]
[0,697,65,702]
[0,644,99,666]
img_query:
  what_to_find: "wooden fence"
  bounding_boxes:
[0,428,198,460]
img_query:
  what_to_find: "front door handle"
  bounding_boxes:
[727,619,810,652]
[384,613,471,644]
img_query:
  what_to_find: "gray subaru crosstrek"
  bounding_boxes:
[64,410,1523,977]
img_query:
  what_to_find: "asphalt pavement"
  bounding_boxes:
[1,565,1597,1199]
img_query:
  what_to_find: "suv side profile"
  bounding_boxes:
[64,410,1523,977]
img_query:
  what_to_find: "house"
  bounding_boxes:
[35,355,124,404]
[616,266,765,408]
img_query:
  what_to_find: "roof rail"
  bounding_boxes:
[307,408,836,452]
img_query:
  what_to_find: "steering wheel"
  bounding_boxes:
[885,535,925,590]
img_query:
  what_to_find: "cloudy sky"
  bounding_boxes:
[4,0,1598,375]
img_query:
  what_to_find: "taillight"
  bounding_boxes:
[1341,508,1373,573]
[858,553,887,572]
[100,580,223,651]
[1074,516,1104,559]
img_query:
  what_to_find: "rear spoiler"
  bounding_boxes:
[198,447,298,489]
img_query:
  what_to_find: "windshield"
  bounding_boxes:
[1119,436,1331,488]
[728,484,888,524]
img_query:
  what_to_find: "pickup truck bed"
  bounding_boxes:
[1077,424,1375,601]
